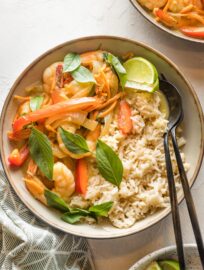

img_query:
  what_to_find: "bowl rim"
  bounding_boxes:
[129,0,204,44]
[0,35,204,239]
[129,243,197,269]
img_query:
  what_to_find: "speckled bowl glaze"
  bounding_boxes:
[130,0,204,44]
[0,36,204,239]
[129,244,201,270]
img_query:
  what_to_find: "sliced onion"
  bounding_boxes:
[67,112,87,125]
[45,112,87,129]
[100,112,113,136]
[82,118,98,131]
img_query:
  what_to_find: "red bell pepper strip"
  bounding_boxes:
[118,100,133,135]
[180,27,204,38]
[12,97,98,132]
[8,145,29,166]
[154,9,177,27]
[75,158,88,195]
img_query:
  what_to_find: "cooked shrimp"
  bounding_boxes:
[27,159,38,176]
[52,162,75,201]
[24,176,47,205]
[64,80,93,98]
[80,54,117,100]
[92,59,106,74]
[25,162,75,204]
[138,0,167,10]
[80,50,104,68]
[105,69,119,96]
[43,62,63,92]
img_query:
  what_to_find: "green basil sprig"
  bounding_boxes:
[62,202,113,224]
[63,53,81,73]
[63,52,96,84]
[96,140,123,187]
[62,208,91,224]
[30,96,44,112]
[89,201,114,217]
[45,190,69,212]
[62,213,86,224]
[28,128,54,179]
[44,189,113,224]
[104,52,127,88]
[59,127,90,154]
[71,66,96,84]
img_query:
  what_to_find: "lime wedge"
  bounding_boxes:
[146,261,162,270]
[123,57,158,84]
[125,78,159,93]
[123,57,159,92]
[158,260,180,270]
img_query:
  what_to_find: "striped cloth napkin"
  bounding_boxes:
[0,164,95,270]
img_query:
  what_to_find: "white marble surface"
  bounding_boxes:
[0,1,204,269]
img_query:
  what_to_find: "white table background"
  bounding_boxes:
[0,1,204,269]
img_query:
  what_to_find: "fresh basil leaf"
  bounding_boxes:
[104,53,126,74]
[61,202,113,224]
[70,208,90,215]
[59,127,89,154]
[44,190,69,212]
[30,96,44,112]
[63,208,89,223]
[104,52,127,88]
[28,128,54,179]
[61,213,85,224]
[63,53,81,73]
[89,201,113,217]
[71,66,96,83]
[96,140,123,187]
[62,206,96,224]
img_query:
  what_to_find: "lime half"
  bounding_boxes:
[158,260,180,270]
[146,261,162,270]
[123,57,159,92]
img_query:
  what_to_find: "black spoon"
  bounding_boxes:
[159,79,204,270]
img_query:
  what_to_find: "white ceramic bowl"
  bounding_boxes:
[130,0,204,44]
[129,244,201,270]
[0,36,203,239]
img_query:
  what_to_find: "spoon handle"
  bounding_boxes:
[164,132,186,270]
[171,127,204,269]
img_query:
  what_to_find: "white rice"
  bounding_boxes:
[70,91,190,228]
